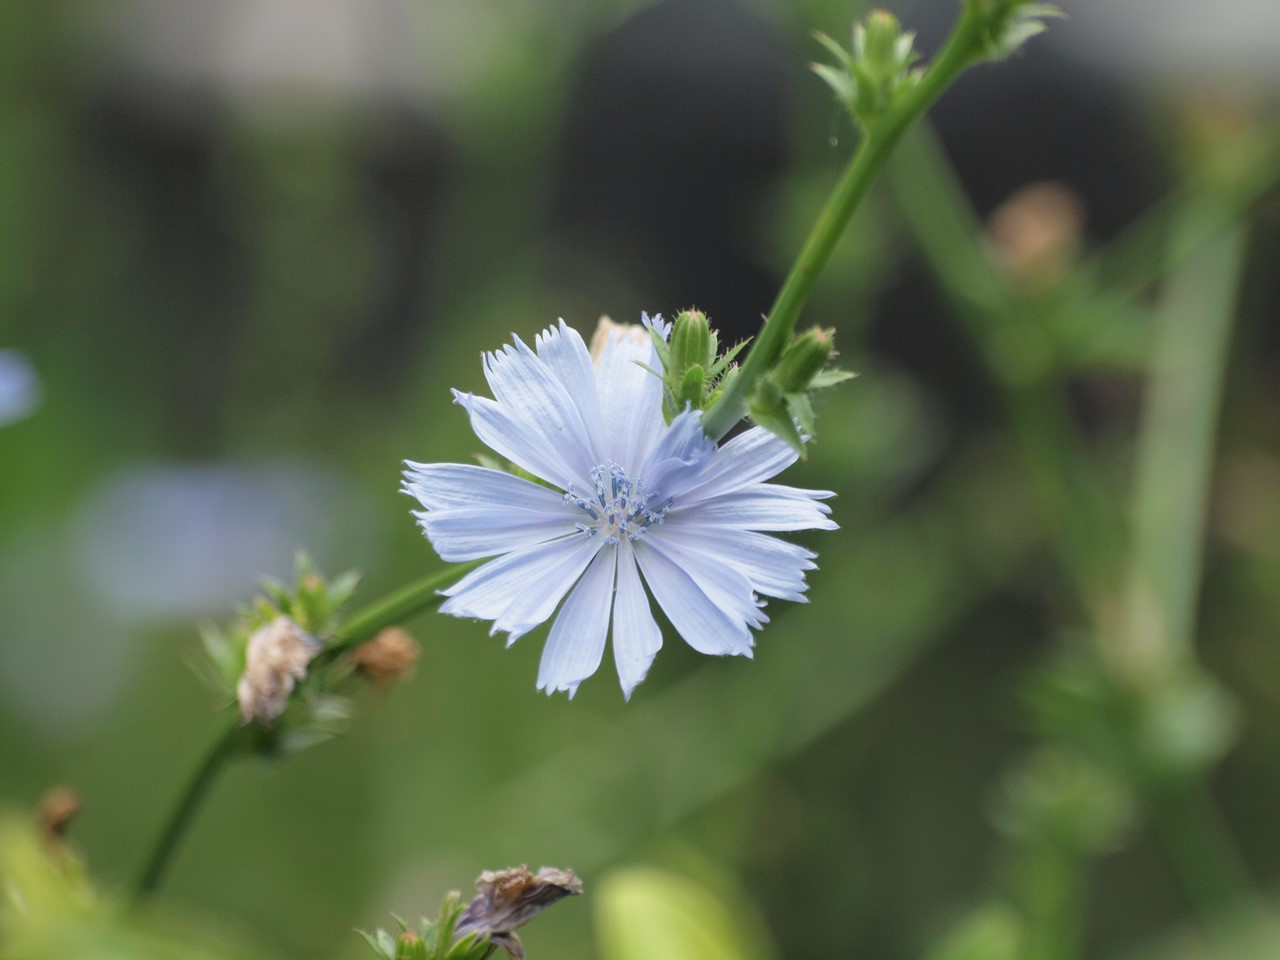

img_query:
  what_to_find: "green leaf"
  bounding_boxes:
[595,867,775,960]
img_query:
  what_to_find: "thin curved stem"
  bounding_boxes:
[134,560,477,900]
[135,717,243,900]
[700,8,984,441]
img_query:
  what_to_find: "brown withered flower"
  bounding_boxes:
[454,865,583,959]
[349,627,420,688]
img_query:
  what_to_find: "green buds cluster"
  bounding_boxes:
[966,0,1063,62]
[813,10,920,129]
[747,327,854,455]
[196,554,366,753]
[648,309,744,423]
[360,894,491,960]
[815,3,1058,130]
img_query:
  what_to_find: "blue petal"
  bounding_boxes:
[403,462,567,512]
[683,485,837,532]
[639,408,715,496]
[481,336,598,481]
[537,546,617,697]
[633,541,754,657]
[594,322,664,471]
[416,506,573,562]
[489,536,602,643]
[535,321,606,455]
[611,540,662,700]
[655,523,816,602]
[454,390,585,490]
[677,426,801,503]
[441,536,594,628]
[642,535,768,631]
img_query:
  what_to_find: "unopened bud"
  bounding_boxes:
[350,627,420,688]
[395,931,427,960]
[669,310,713,374]
[861,10,906,79]
[237,617,321,726]
[770,328,835,393]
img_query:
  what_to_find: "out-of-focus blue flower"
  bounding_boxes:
[0,350,40,427]
[403,318,836,699]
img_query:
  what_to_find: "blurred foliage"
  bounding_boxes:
[0,812,278,959]
[2,0,1280,959]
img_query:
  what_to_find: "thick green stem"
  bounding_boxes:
[1122,224,1245,664]
[134,561,476,900]
[1016,843,1086,960]
[1146,778,1255,928]
[1124,223,1257,928]
[700,8,986,440]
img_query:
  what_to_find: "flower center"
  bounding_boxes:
[564,462,672,545]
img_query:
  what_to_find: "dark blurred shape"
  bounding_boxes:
[873,50,1167,428]
[38,786,81,848]
[547,0,790,340]
[82,2,455,454]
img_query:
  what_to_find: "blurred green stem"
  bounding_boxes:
[1017,844,1084,960]
[134,562,472,901]
[1122,224,1245,663]
[320,559,482,664]
[889,118,1262,940]
[1146,778,1255,927]
[1126,222,1257,926]
[701,5,990,440]
[886,124,1120,600]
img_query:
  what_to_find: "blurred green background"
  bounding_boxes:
[3,1,1280,957]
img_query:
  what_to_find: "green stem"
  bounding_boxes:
[1122,224,1245,663]
[1125,222,1256,928]
[886,124,1121,602]
[134,561,476,900]
[700,7,986,441]
[322,559,483,663]
[1145,778,1257,930]
[1016,842,1086,960]
[135,717,243,899]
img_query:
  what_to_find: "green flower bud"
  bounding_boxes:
[675,365,707,411]
[395,931,429,960]
[770,327,835,394]
[860,10,906,81]
[669,309,713,373]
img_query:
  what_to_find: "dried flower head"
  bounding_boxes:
[454,865,583,960]
[350,627,420,688]
[236,616,321,725]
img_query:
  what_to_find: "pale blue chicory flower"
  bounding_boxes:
[403,317,836,698]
